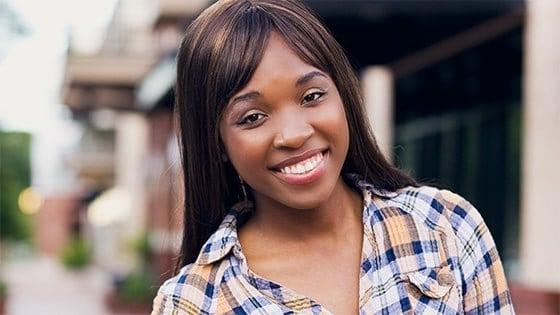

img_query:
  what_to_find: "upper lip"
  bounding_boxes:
[269,148,326,170]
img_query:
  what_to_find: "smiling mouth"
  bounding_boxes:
[271,150,329,185]
[276,150,325,175]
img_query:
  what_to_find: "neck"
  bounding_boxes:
[248,177,363,244]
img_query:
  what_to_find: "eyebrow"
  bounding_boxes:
[295,71,327,87]
[229,91,260,108]
[228,71,328,107]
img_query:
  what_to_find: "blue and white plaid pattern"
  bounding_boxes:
[152,174,514,314]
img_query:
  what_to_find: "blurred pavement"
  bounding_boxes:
[2,255,111,315]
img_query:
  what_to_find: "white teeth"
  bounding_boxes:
[278,151,325,175]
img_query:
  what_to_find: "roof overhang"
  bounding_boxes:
[136,55,176,111]
[62,54,155,110]
[154,0,209,27]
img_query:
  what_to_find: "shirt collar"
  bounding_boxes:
[343,173,399,199]
[194,173,396,266]
[194,201,252,265]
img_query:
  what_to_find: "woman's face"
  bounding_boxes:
[219,32,349,210]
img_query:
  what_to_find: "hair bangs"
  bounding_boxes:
[211,8,273,114]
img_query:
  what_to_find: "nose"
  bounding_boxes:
[272,112,314,149]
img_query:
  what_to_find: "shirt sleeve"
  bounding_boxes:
[440,190,515,314]
[150,264,192,315]
[151,263,220,315]
[151,281,177,315]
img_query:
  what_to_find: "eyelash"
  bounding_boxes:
[302,91,326,105]
[236,91,327,127]
[238,112,266,126]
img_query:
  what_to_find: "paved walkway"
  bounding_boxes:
[2,255,111,315]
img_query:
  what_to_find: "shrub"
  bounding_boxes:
[131,232,151,262]
[0,280,6,298]
[117,268,156,305]
[60,238,92,269]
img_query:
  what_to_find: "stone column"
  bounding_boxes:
[115,113,149,236]
[521,0,560,291]
[362,66,394,162]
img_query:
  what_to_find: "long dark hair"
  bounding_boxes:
[174,0,416,269]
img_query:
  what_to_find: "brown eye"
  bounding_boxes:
[239,112,266,126]
[302,91,325,104]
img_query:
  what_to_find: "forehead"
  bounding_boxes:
[241,32,319,91]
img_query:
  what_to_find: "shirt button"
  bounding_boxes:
[436,267,455,287]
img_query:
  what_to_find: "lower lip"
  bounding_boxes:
[272,151,328,186]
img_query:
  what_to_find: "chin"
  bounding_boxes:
[275,184,336,210]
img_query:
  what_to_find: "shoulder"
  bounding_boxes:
[366,184,513,312]
[385,185,486,242]
[151,262,224,315]
[348,173,493,263]
[385,186,500,278]
[381,185,496,266]
[351,172,488,248]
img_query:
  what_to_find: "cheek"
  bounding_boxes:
[313,97,350,150]
[221,128,270,178]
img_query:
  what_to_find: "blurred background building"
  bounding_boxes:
[1,0,559,314]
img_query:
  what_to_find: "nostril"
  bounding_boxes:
[273,125,314,149]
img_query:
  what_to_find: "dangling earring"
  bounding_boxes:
[239,176,248,202]
[238,176,253,211]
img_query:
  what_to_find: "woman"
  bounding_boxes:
[152,0,514,314]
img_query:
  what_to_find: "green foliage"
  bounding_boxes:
[0,131,32,241]
[0,279,6,298]
[131,232,151,262]
[118,268,156,304]
[59,238,92,269]
[114,232,155,305]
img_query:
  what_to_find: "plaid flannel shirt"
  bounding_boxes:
[152,174,514,314]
